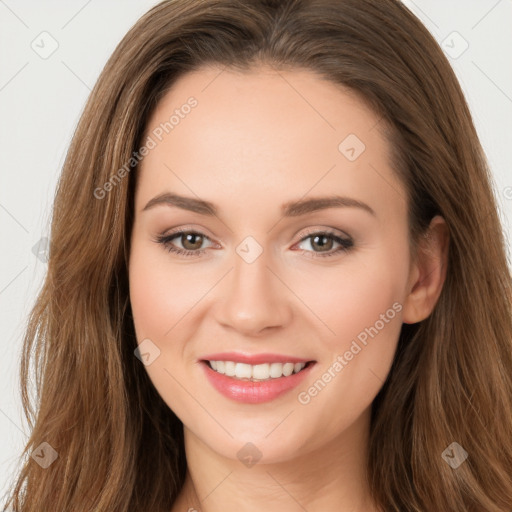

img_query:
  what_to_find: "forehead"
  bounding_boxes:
[135,65,401,219]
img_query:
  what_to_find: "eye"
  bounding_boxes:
[153,228,214,258]
[153,227,354,259]
[293,229,354,258]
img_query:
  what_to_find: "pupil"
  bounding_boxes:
[313,235,332,251]
[184,233,202,250]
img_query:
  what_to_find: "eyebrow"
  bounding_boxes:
[142,192,376,217]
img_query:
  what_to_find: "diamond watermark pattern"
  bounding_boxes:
[441,441,468,469]
[338,134,366,162]
[442,31,469,59]
[237,442,262,468]
[236,236,263,264]
[30,31,59,59]
[31,441,58,468]
[31,237,49,263]
[134,338,161,366]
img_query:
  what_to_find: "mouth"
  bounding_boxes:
[201,359,315,382]
[199,357,317,404]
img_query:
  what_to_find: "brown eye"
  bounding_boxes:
[295,231,354,258]
[309,234,335,252]
[179,232,205,251]
[154,229,213,257]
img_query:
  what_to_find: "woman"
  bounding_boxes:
[3,0,512,510]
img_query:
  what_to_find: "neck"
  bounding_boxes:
[172,406,381,512]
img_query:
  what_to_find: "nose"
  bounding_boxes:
[215,248,292,336]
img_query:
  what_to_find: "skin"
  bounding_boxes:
[128,64,449,512]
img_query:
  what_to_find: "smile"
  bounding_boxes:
[207,360,309,381]
[200,359,316,404]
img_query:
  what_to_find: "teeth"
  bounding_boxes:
[208,360,307,380]
[252,363,270,380]
[235,363,252,379]
[225,361,236,377]
[282,362,294,376]
[269,363,283,378]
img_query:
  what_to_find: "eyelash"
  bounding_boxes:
[153,227,354,259]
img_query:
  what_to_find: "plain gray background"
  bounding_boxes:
[1,0,511,500]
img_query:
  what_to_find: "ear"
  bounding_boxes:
[402,215,450,324]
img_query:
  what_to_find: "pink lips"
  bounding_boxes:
[199,353,316,404]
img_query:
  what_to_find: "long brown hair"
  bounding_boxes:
[3,0,512,510]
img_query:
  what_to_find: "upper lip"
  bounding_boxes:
[200,352,315,365]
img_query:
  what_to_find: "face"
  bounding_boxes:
[129,65,416,464]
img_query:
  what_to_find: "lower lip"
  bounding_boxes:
[200,361,316,404]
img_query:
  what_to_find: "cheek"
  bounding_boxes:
[300,248,407,346]
[129,260,169,342]
[290,256,406,443]
[128,240,199,343]
[128,241,199,408]
[297,243,408,403]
